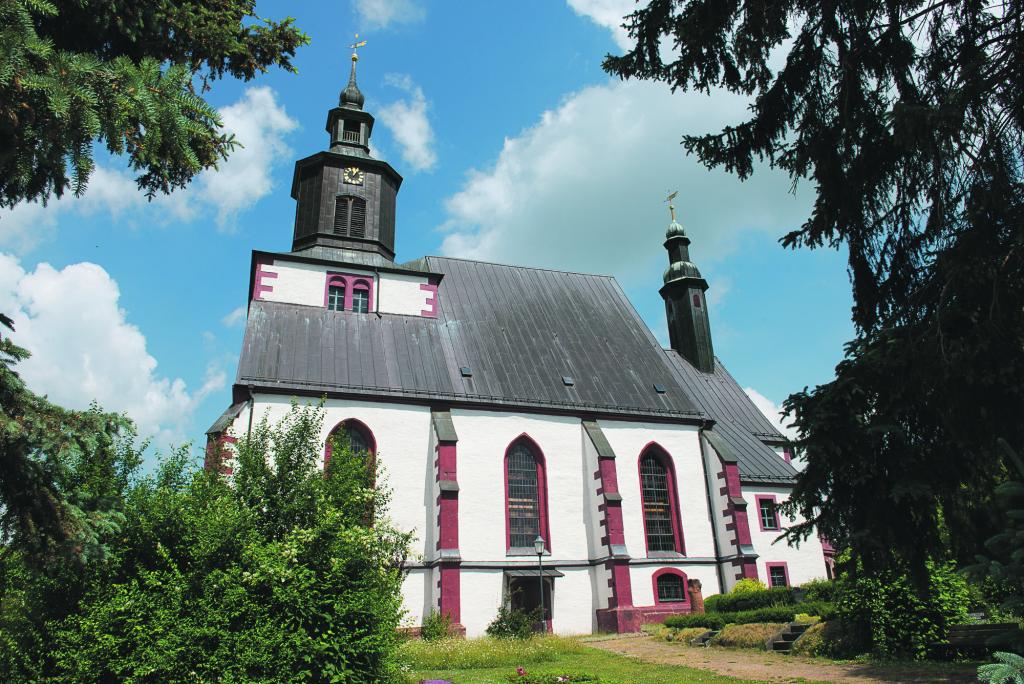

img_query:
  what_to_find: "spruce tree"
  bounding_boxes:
[0,0,307,208]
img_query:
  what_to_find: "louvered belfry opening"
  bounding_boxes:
[333,196,367,237]
[640,454,676,552]
[507,442,540,548]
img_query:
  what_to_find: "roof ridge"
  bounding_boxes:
[423,254,617,280]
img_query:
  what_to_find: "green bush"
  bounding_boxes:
[1,402,413,683]
[835,560,971,658]
[664,614,726,630]
[732,578,767,593]
[705,586,796,613]
[421,610,453,642]
[800,578,838,603]
[487,604,543,640]
[663,601,834,630]
[790,619,866,658]
[710,623,786,649]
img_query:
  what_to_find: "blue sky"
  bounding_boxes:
[0,0,854,456]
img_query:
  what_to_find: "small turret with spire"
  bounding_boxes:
[659,193,715,373]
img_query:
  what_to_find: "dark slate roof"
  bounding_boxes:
[236,256,701,419]
[662,350,798,484]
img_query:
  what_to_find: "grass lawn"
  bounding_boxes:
[399,635,773,683]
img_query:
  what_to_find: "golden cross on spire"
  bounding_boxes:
[665,190,679,222]
[349,34,367,62]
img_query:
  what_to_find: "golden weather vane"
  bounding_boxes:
[349,34,367,62]
[665,190,679,222]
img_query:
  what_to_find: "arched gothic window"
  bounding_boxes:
[639,445,684,554]
[504,436,550,551]
[324,418,375,473]
[652,568,689,606]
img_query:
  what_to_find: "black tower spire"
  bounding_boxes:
[659,197,715,372]
[289,36,403,261]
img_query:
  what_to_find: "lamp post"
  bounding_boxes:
[533,535,546,633]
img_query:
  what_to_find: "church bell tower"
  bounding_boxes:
[659,197,715,372]
[289,37,402,260]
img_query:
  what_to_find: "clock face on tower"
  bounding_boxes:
[343,167,364,185]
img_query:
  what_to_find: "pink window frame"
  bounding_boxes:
[766,561,790,588]
[651,567,690,607]
[323,418,376,474]
[503,434,551,552]
[637,443,686,555]
[323,271,374,312]
[755,494,780,531]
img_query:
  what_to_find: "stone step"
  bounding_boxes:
[772,640,793,651]
[693,629,720,646]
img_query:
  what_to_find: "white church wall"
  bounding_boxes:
[599,421,716,560]
[451,409,591,561]
[701,434,738,593]
[460,569,506,637]
[629,562,721,607]
[742,484,828,587]
[252,256,435,316]
[552,567,598,635]
[377,271,435,316]
[580,429,612,612]
[401,567,430,628]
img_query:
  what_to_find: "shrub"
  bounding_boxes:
[835,560,970,658]
[2,403,413,683]
[790,619,866,658]
[710,623,786,649]
[398,635,584,670]
[487,604,543,640]
[664,614,726,630]
[705,586,796,613]
[800,578,838,603]
[421,610,453,642]
[732,578,767,594]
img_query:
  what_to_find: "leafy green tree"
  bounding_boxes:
[2,401,412,682]
[0,0,307,208]
[605,0,1024,576]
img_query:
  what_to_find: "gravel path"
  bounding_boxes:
[587,635,979,683]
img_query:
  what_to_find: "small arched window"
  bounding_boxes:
[639,445,684,554]
[652,568,689,606]
[505,436,550,551]
[324,418,375,472]
[351,283,370,313]
[334,196,367,237]
[327,283,346,311]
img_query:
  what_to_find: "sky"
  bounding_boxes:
[0,0,855,458]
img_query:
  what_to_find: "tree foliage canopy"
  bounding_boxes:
[605,0,1024,574]
[0,0,307,208]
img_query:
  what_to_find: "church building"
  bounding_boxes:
[207,49,830,636]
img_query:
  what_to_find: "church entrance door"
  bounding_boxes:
[507,576,552,631]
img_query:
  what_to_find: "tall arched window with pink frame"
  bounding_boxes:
[324,418,376,474]
[638,444,685,555]
[504,436,550,552]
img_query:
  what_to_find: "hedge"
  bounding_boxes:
[663,601,835,630]
[704,586,797,613]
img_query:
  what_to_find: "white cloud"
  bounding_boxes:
[353,0,425,30]
[0,86,297,252]
[744,387,799,441]
[439,78,811,284]
[376,74,437,172]
[221,305,247,327]
[567,0,635,50]
[0,252,226,446]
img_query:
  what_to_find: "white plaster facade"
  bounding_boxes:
[254,256,435,316]
[216,394,829,637]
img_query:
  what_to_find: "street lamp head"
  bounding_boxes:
[533,535,546,555]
